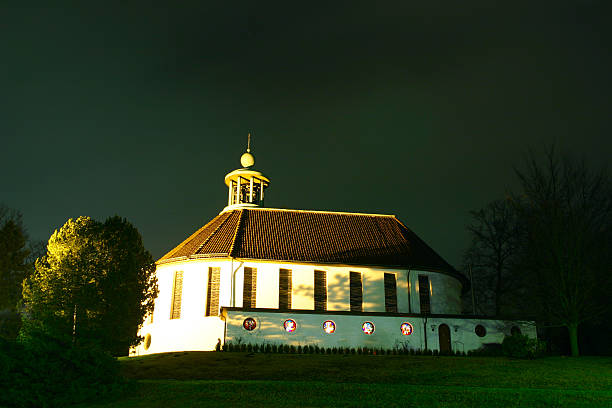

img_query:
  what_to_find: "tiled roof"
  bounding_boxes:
[159,208,465,283]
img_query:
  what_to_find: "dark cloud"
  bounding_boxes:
[2,1,610,266]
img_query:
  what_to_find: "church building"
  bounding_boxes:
[132,138,535,356]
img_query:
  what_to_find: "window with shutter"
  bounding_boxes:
[349,271,362,312]
[170,271,183,319]
[243,267,257,309]
[384,273,398,313]
[206,267,220,316]
[314,270,327,311]
[418,275,431,314]
[279,269,292,310]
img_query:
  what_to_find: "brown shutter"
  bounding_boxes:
[384,273,398,313]
[170,271,183,319]
[243,267,257,309]
[349,271,362,312]
[418,275,431,314]
[206,267,220,317]
[279,269,292,310]
[314,270,327,311]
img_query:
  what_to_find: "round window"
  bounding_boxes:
[511,326,522,336]
[283,319,297,333]
[323,320,336,334]
[475,324,486,337]
[362,321,375,335]
[144,333,152,350]
[401,322,414,335]
[243,317,257,331]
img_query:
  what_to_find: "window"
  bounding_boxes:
[350,272,363,312]
[279,269,292,310]
[362,321,375,335]
[170,271,183,319]
[206,267,220,316]
[283,319,297,333]
[243,317,257,331]
[475,325,486,337]
[418,275,430,314]
[401,322,413,335]
[314,270,327,311]
[323,320,336,334]
[243,267,257,309]
[384,273,398,313]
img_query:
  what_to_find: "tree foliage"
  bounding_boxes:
[22,216,158,355]
[0,205,30,312]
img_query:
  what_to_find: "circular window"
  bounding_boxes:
[243,317,257,331]
[362,321,375,335]
[511,326,522,336]
[475,324,486,337]
[144,334,152,350]
[401,322,414,335]
[323,320,336,334]
[283,319,297,333]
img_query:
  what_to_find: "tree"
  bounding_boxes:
[22,216,158,355]
[513,149,612,357]
[463,199,522,316]
[0,205,30,312]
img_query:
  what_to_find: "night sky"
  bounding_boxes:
[2,2,611,268]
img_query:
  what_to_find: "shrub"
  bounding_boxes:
[502,334,546,359]
[0,331,126,408]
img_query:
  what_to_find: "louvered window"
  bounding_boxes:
[314,270,327,311]
[384,273,398,313]
[206,267,220,316]
[349,271,363,312]
[279,269,292,310]
[418,275,431,314]
[243,267,257,309]
[170,271,183,319]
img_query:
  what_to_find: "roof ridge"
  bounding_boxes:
[193,211,233,255]
[228,209,245,257]
[244,207,396,218]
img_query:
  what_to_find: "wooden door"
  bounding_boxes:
[439,324,451,353]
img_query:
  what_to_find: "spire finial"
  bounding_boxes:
[247,132,251,153]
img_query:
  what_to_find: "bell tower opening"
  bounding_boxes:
[223,133,270,212]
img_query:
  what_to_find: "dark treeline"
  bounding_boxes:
[463,147,612,357]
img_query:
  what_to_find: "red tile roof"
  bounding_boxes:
[159,208,466,284]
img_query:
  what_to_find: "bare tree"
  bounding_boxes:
[463,199,521,316]
[513,148,612,357]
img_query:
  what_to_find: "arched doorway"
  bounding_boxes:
[439,324,451,353]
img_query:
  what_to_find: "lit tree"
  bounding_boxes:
[22,216,158,355]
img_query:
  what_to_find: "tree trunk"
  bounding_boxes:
[568,322,579,357]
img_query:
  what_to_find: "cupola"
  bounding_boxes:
[222,133,270,212]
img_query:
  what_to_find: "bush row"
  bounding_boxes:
[222,342,469,356]
[222,334,546,359]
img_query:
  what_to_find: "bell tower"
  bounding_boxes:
[222,133,270,212]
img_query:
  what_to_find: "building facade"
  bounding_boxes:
[131,142,535,356]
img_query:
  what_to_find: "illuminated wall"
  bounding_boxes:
[132,258,486,356]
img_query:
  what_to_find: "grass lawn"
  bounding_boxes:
[75,352,612,407]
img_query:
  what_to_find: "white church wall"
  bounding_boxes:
[396,271,410,313]
[290,264,315,310]
[132,259,231,356]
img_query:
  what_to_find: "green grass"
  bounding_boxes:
[75,352,612,407]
